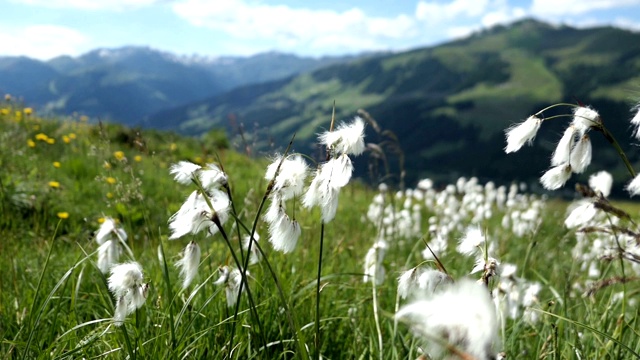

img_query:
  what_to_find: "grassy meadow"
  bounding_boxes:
[1,96,640,359]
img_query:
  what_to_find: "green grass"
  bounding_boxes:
[2,100,640,359]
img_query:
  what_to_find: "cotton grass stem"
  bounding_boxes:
[214,216,266,359]
[230,211,309,359]
[315,102,337,360]
[371,264,383,359]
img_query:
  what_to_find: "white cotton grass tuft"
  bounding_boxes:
[564,201,598,228]
[457,226,486,256]
[625,174,640,197]
[551,125,575,166]
[95,217,127,245]
[398,267,451,300]
[631,101,640,140]
[267,210,302,254]
[242,232,262,265]
[569,134,592,174]
[589,171,613,197]
[540,163,572,190]
[108,262,149,326]
[265,155,308,201]
[95,218,128,274]
[170,161,201,185]
[572,106,600,135]
[213,266,245,307]
[199,163,228,190]
[363,240,388,285]
[98,240,121,274]
[396,279,499,360]
[168,189,230,240]
[175,241,201,289]
[504,115,541,153]
[318,116,366,156]
[303,167,341,223]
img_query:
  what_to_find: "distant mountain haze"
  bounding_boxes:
[0,47,359,123]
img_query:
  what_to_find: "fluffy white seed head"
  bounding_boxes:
[564,201,597,228]
[175,241,201,289]
[625,174,640,197]
[168,189,230,239]
[457,226,486,256]
[540,164,572,190]
[318,116,366,155]
[199,163,228,190]
[551,125,576,166]
[170,161,201,185]
[631,102,640,140]
[267,211,302,254]
[396,279,499,360]
[266,155,309,201]
[108,262,144,298]
[242,233,262,265]
[95,217,127,245]
[589,171,613,197]
[97,239,121,274]
[214,266,245,308]
[570,135,592,174]
[504,115,541,153]
[572,106,600,135]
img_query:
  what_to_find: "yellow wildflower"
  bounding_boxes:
[49,181,60,188]
[15,111,22,118]
[69,133,77,139]
[57,212,69,219]
[53,161,61,168]
[170,143,177,151]
[24,108,33,116]
[106,192,114,199]
[194,156,202,164]
[106,177,117,184]
[0,108,9,115]
[35,133,48,141]
[113,151,125,161]
[97,217,105,224]
[46,138,55,144]
[134,155,142,162]
[103,161,112,169]
[62,135,70,144]
[27,139,36,148]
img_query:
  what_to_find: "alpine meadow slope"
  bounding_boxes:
[148,19,640,189]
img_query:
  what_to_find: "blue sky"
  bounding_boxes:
[1,0,640,60]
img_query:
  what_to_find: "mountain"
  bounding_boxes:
[0,47,359,124]
[147,19,640,188]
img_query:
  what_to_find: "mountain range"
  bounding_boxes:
[147,19,640,189]
[0,47,359,123]
[2,19,640,188]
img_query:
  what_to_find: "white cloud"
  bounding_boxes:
[415,0,491,23]
[481,7,527,27]
[10,0,159,10]
[171,0,417,54]
[613,17,640,31]
[530,0,640,16]
[0,25,89,60]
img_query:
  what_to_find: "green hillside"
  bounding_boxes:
[148,19,640,187]
[4,99,640,359]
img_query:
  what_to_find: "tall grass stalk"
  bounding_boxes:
[21,220,61,359]
[315,102,336,359]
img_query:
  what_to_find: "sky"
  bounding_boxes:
[1,0,640,60]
